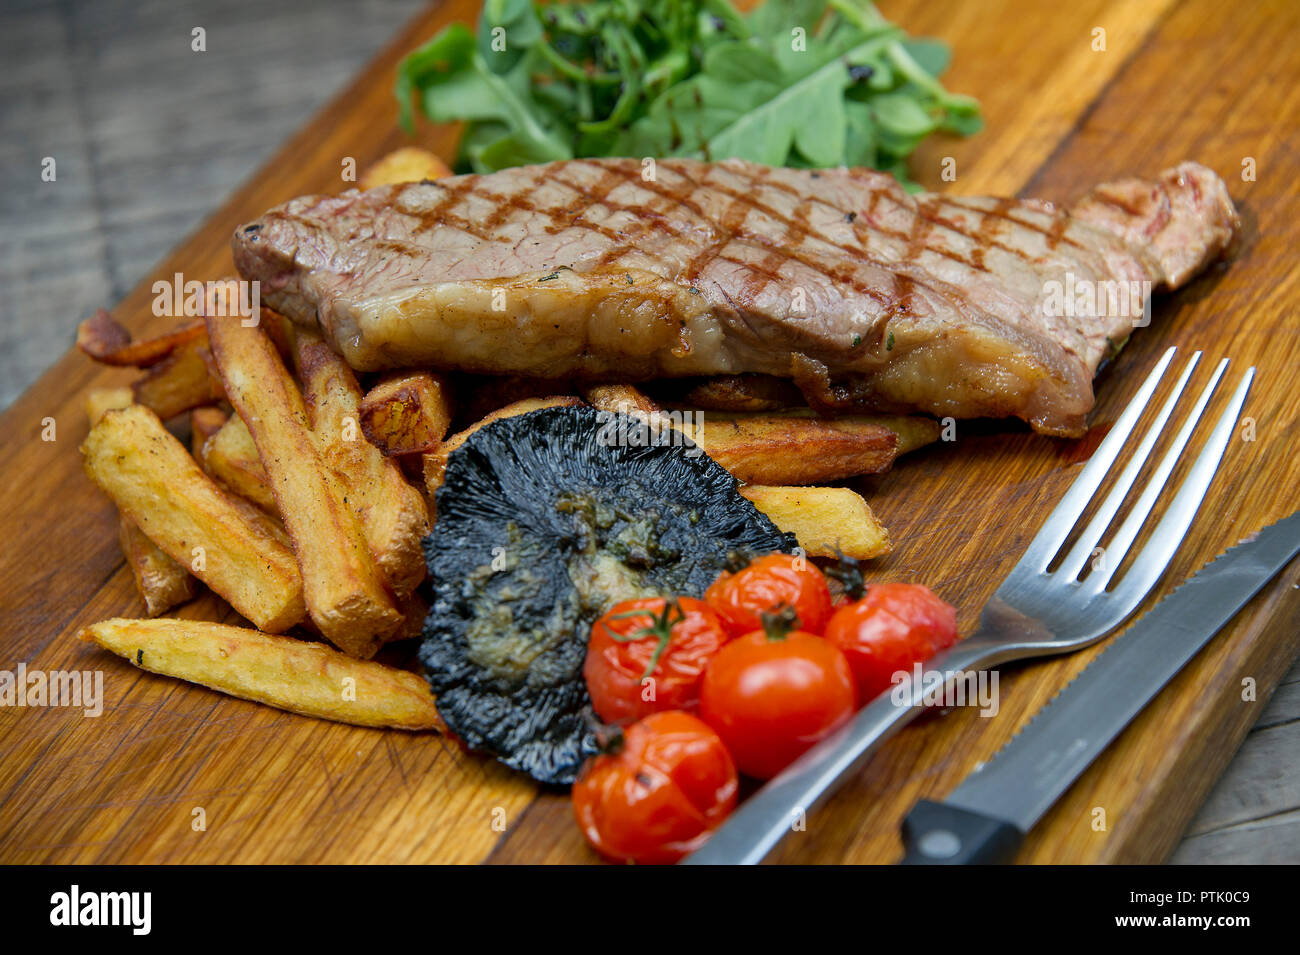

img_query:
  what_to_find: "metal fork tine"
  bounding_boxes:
[1019,347,1176,574]
[1055,352,1201,582]
[1082,357,1229,591]
[1095,366,1253,610]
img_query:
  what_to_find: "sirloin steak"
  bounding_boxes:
[233,158,1237,436]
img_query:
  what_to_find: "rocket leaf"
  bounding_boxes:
[396,0,981,187]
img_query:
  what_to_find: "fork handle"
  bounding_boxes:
[682,640,1007,865]
[898,800,1024,864]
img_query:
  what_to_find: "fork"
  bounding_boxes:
[684,346,1255,865]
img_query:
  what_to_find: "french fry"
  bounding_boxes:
[77,309,205,367]
[118,518,196,616]
[84,386,134,426]
[358,370,453,456]
[80,618,444,731]
[189,405,229,459]
[682,374,803,412]
[206,317,401,656]
[582,385,934,483]
[683,413,899,485]
[359,146,453,190]
[423,395,584,501]
[581,383,661,417]
[225,489,293,550]
[292,330,430,597]
[770,408,941,455]
[201,413,278,515]
[131,338,225,419]
[739,485,892,560]
[257,308,296,360]
[876,415,940,455]
[79,303,224,420]
[81,404,305,632]
[85,391,198,615]
[390,589,429,643]
[202,281,296,359]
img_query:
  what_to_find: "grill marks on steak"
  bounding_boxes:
[234,158,1237,436]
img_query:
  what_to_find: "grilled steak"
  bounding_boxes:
[233,158,1237,436]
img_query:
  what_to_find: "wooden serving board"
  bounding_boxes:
[2,0,1298,864]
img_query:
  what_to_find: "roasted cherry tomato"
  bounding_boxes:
[699,619,856,779]
[572,710,738,864]
[584,597,730,723]
[704,552,833,637]
[823,583,959,702]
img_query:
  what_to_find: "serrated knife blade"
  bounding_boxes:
[900,509,1300,863]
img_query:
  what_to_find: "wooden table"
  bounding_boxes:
[1,0,1298,864]
[0,0,427,411]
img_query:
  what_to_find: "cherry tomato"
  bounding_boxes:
[823,583,959,702]
[572,711,738,864]
[584,597,730,723]
[704,553,833,637]
[699,624,856,779]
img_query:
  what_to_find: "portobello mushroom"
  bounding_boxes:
[419,405,795,784]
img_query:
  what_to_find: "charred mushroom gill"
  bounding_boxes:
[419,406,795,784]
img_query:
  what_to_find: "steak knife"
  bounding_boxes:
[900,508,1300,864]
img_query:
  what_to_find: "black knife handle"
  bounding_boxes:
[899,800,1024,864]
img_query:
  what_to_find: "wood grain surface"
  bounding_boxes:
[2,0,1298,864]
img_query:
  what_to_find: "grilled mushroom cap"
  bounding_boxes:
[419,406,795,784]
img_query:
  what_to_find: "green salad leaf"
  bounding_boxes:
[396,0,981,188]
